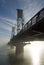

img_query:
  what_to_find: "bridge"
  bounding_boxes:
[8,8,44,58]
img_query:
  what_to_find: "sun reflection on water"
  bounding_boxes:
[24,41,44,65]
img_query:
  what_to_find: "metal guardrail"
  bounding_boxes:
[22,8,44,31]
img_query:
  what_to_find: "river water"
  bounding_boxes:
[0,41,44,65]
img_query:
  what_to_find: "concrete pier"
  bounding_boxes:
[15,43,24,59]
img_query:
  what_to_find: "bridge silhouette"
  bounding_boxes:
[8,8,44,58]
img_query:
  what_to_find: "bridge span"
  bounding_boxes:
[8,8,44,58]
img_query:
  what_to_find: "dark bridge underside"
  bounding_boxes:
[10,18,44,45]
[32,18,44,32]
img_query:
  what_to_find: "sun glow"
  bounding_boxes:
[24,41,44,65]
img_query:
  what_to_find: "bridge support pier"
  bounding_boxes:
[15,44,24,59]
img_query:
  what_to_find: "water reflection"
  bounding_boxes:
[8,46,32,65]
[40,46,44,65]
[0,41,44,65]
[25,41,44,65]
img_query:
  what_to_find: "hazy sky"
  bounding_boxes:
[0,0,44,45]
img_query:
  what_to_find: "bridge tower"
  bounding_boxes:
[11,27,15,38]
[14,9,24,59]
[17,9,24,33]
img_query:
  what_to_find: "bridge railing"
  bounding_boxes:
[22,8,44,31]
